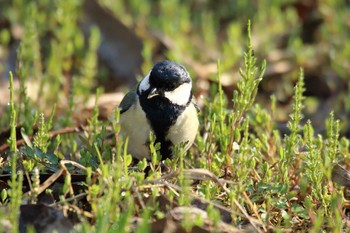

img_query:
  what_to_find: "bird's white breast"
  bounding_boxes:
[119,97,152,160]
[166,102,199,151]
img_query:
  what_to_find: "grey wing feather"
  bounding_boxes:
[119,90,138,113]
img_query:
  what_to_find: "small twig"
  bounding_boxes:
[37,168,64,195]
[131,182,145,210]
[24,168,64,197]
[145,170,178,183]
[23,167,33,195]
[67,203,94,219]
[60,159,94,173]
[55,202,94,219]
[59,159,101,202]
[59,160,80,197]
[243,191,265,230]
[50,192,88,206]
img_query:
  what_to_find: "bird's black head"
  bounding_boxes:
[137,60,193,107]
[149,60,191,91]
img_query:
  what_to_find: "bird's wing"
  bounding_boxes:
[119,90,138,113]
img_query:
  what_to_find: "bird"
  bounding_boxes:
[118,60,199,161]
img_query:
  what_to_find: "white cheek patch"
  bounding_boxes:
[164,82,192,106]
[138,73,151,93]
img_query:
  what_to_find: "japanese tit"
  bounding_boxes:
[119,60,199,161]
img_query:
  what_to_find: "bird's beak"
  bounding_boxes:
[148,88,159,99]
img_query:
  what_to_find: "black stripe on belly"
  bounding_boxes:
[139,94,185,160]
